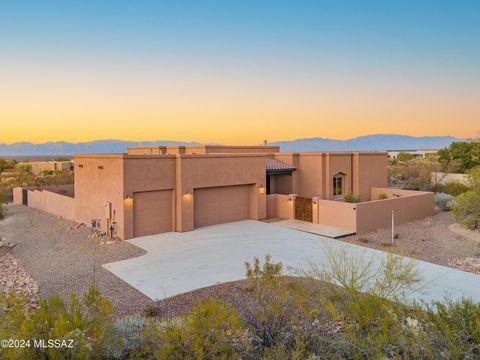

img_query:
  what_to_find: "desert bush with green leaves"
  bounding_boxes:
[154,299,248,359]
[0,188,7,219]
[433,180,470,196]
[0,285,112,360]
[343,193,362,203]
[2,252,480,359]
[453,167,480,230]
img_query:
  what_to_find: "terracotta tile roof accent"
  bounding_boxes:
[266,159,296,175]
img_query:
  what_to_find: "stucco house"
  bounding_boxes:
[17,160,74,174]
[13,145,435,239]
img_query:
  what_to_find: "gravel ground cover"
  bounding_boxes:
[341,211,480,267]
[0,205,151,316]
[147,280,257,320]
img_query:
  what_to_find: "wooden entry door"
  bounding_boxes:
[295,197,313,222]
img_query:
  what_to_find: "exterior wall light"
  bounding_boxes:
[258,185,265,194]
[124,196,133,206]
[183,191,192,200]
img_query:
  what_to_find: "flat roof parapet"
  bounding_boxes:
[126,145,280,155]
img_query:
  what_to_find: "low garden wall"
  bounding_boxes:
[357,188,435,233]
[312,187,435,234]
[266,194,293,220]
[315,199,357,231]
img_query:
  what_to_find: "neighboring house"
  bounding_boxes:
[14,145,435,239]
[17,161,74,174]
[387,149,438,160]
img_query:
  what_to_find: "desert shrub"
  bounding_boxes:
[425,299,480,358]
[306,246,425,358]
[453,167,480,230]
[0,188,7,219]
[156,299,247,360]
[0,286,112,360]
[245,256,336,358]
[16,163,32,174]
[453,191,480,230]
[389,158,440,190]
[435,192,454,211]
[143,303,162,317]
[433,181,470,196]
[0,158,16,173]
[343,193,361,203]
[378,192,388,200]
[104,316,148,360]
[245,256,301,350]
[0,203,5,219]
[392,151,415,163]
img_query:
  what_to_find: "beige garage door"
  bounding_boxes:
[133,190,173,237]
[194,185,251,228]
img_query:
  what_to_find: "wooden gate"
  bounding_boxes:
[295,197,313,222]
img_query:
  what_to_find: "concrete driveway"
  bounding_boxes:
[104,220,480,303]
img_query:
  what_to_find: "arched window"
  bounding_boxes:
[333,173,345,197]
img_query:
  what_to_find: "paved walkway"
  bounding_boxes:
[104,220,480,302]
[273,219,355,238]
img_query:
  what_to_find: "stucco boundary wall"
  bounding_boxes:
[266,194,294,220]
[357,187,435,234]
[312,187,435,234]
[25,188,76,221]
[314,199,357,232]
[12,187,23,204]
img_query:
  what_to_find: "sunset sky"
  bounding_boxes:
[1,0,479,145]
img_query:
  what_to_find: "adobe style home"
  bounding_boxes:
[13,145,435,239]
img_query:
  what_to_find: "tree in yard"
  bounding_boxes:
[0,158,16,173]
[438,142,480,173]
[392,151,415,164]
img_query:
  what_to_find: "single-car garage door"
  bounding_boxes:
[194,185,251,228]
[133,190,173,237]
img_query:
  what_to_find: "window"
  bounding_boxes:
[333,175,344,197]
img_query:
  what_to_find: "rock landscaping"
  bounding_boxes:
[448,257,480,274]
[0,253,39,309]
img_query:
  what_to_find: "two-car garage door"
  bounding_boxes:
[194,185,252,228]
[133,185,252,237]
[133,190,173,237]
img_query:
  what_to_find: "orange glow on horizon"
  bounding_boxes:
[1,62,478,144]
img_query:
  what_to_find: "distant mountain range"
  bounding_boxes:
[0,135,462,156]
[269,135,461,152]
[0,140,200,156]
